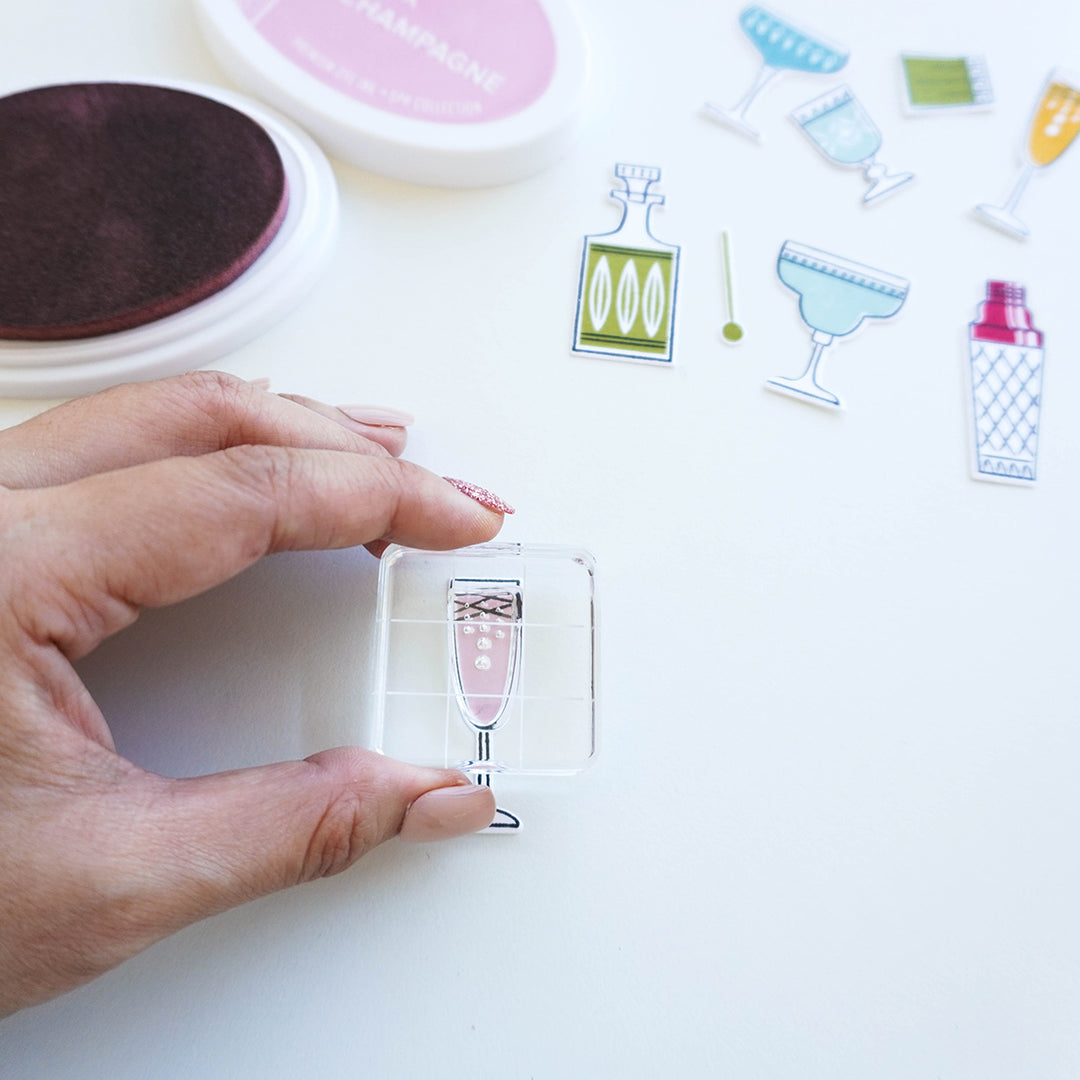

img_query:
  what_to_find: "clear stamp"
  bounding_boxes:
[372,543,598,834]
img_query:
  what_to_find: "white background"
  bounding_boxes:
[3,0,1080,1076]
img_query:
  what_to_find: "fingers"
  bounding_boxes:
[0,747,494,1014]
[0,372,413,489]
[11,449,507,658]
[139,751,495,919]
[276,394,411,457]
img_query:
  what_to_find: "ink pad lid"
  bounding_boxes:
[193,0,591,187]
[0,80,338,398]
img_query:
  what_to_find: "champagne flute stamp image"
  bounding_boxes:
[967,281,1044,485]
[792,85,914,204]
[572,164,681,365]
[975,68,1080,239]
[705,4,848,140]
[766,241,909,410]
[449,577,524,830]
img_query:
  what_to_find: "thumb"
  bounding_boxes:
[136,749,495,925]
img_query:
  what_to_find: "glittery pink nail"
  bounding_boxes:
[443,477,515,515]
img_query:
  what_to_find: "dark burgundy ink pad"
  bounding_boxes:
[0,82,289,340]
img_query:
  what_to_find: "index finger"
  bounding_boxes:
[0,372,410,489]
[11,449,509,659]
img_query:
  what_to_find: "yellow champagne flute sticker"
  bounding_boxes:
[1029,81,1080,165]
[976,69,1080,239]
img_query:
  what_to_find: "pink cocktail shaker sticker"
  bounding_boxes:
[968,281,1044,484]
[245,0,557,125]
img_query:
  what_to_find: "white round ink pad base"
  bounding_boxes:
[0,80,338,399]
[194,0,591,188]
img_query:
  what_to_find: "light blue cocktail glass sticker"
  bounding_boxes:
[792,85,914,203]
[705,5,849,140]
[767,241,910,410]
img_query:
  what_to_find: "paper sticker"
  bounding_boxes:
[792,85,914,203]
[704,4,848,140]
[572,164,681,365]
[767,241,909,410]
[719,231,745,345]
[975,68,1080,239]
[967,281,1044,485]
[901,54,994,112]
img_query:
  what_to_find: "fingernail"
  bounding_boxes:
[443,477,516,515]
[337,404,415,428]
[399,784,496,842]
[249,377,272,391]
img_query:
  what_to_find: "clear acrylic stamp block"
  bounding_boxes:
[371,543,598,831]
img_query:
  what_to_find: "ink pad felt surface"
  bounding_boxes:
[0,82,288,340]
[0,80,338,397]
[194,0,591,187]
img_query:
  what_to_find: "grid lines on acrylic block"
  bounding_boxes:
[970,343,1041,461]
[383,553,596,773]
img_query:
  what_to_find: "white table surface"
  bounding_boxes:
[4,1,1080,1076]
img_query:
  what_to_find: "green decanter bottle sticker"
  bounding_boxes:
[573,164,681,365]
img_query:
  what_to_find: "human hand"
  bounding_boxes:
[0,372,506,1017]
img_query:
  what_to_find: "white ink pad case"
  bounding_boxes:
[194,0,591,187]
[371,543,598,831]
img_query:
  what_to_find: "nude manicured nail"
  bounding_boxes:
[248,377,272,391]
[399,784,496,842]
[443,477,516,515]
[337,404,415,428]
